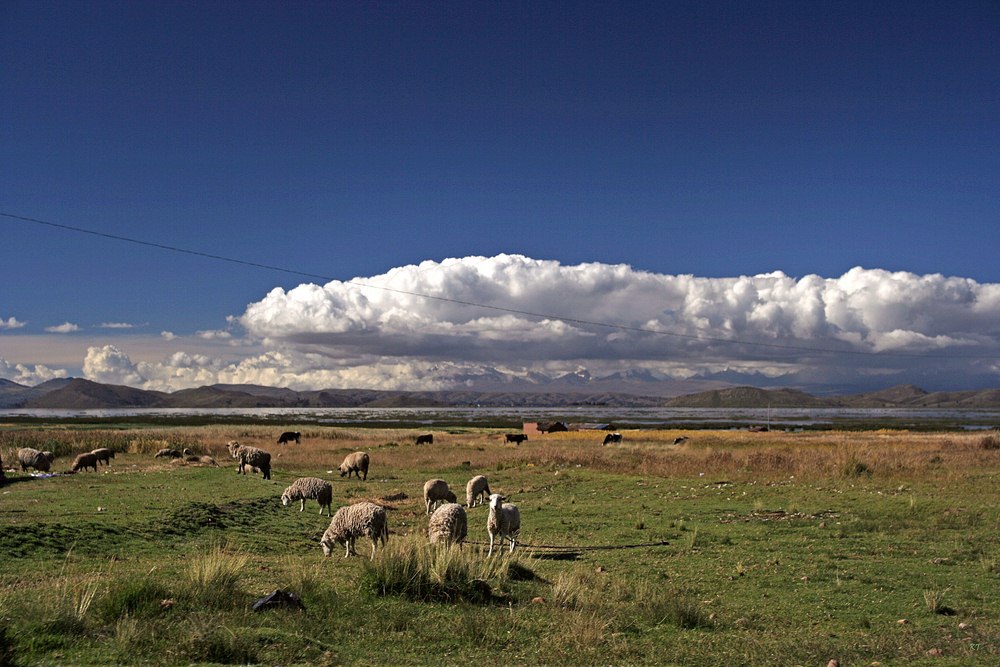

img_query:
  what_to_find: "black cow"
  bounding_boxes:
[277,431,301,445]
[602,432,623,445]
[415,433,434,445]
[505,433,528,444]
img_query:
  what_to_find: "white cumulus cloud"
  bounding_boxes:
[45,322,81,333]
[1,316,27,330]
[0,358,69,385]
[20,256,1000,393]
[238,255,1000,360]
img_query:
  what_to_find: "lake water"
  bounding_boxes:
[2,406,998,430]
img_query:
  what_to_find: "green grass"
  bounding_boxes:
[1,425,999,665]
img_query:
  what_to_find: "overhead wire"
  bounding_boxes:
[3,211,994,360]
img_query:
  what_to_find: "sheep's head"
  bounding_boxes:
[320,538,334,557]
[488,493,505,510]
[280,491,292,506]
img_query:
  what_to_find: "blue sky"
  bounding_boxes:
[2,1,999,393]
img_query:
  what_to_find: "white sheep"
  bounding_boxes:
[320,501,389,559]
[227,440,272,480]
[465,475,491,507]
[338,451,370,480]
[281,477,333,515]
[428,503,468,547]
[17,448,54,472]
[423,479,457,515]
[487,493,521,556]
[91,448,115,465]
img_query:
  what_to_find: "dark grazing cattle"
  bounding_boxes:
[277,431,301,445]
[415,433,434,445]
[505,433,528,444]
[602,432,623,445]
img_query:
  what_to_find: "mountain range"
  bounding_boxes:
[2,377,1000,410]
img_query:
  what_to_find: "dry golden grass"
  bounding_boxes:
[3,424,997,485]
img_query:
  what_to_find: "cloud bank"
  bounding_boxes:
[4,256,1000,392]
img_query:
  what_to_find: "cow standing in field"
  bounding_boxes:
[415,434,433,445]
[603,432,622,445]
[277,431,301,445]
[505,434,528,444]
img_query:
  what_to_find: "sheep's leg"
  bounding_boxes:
[299,499,305,512]
[487,532,495,557]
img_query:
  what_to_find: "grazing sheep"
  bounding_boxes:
[281,477,333,516]
[154,448,182,459]
[91,448,115,465]
[182,447,195,456]
[465,475,491,508]
[320,501,389,560]
[428,503,468,546]
[72,452,99,472]
[227,440,272,480]
[17,448,54,472]
[423,479,457,515]
[673,436,689,445]
[487,493,521,556]
[277,431,301,445]
[603,432,623,445]
[415,433,433,445]
[339,451,370,480]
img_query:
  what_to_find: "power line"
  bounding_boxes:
[3,211,994,360]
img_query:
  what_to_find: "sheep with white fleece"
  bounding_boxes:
[320,502,389,560]
[486,493,521,556]
[281,477,333,516]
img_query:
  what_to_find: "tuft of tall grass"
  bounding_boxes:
[184,542,251,609]
[923,588,955,615]
[360,535,524,603]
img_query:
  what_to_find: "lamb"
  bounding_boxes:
[17,448,54,472]
[91,448,115,465]
[320,501,389,560]
[227,440,272,480]
[281,477,333,516]
[465,475,491,508]
[423,478,457,514]
[339,451,370,480]
[427,503,468,547]
[72,452,99,472]
[486,493,521,556]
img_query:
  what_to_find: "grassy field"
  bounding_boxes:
[1,424,999,666]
